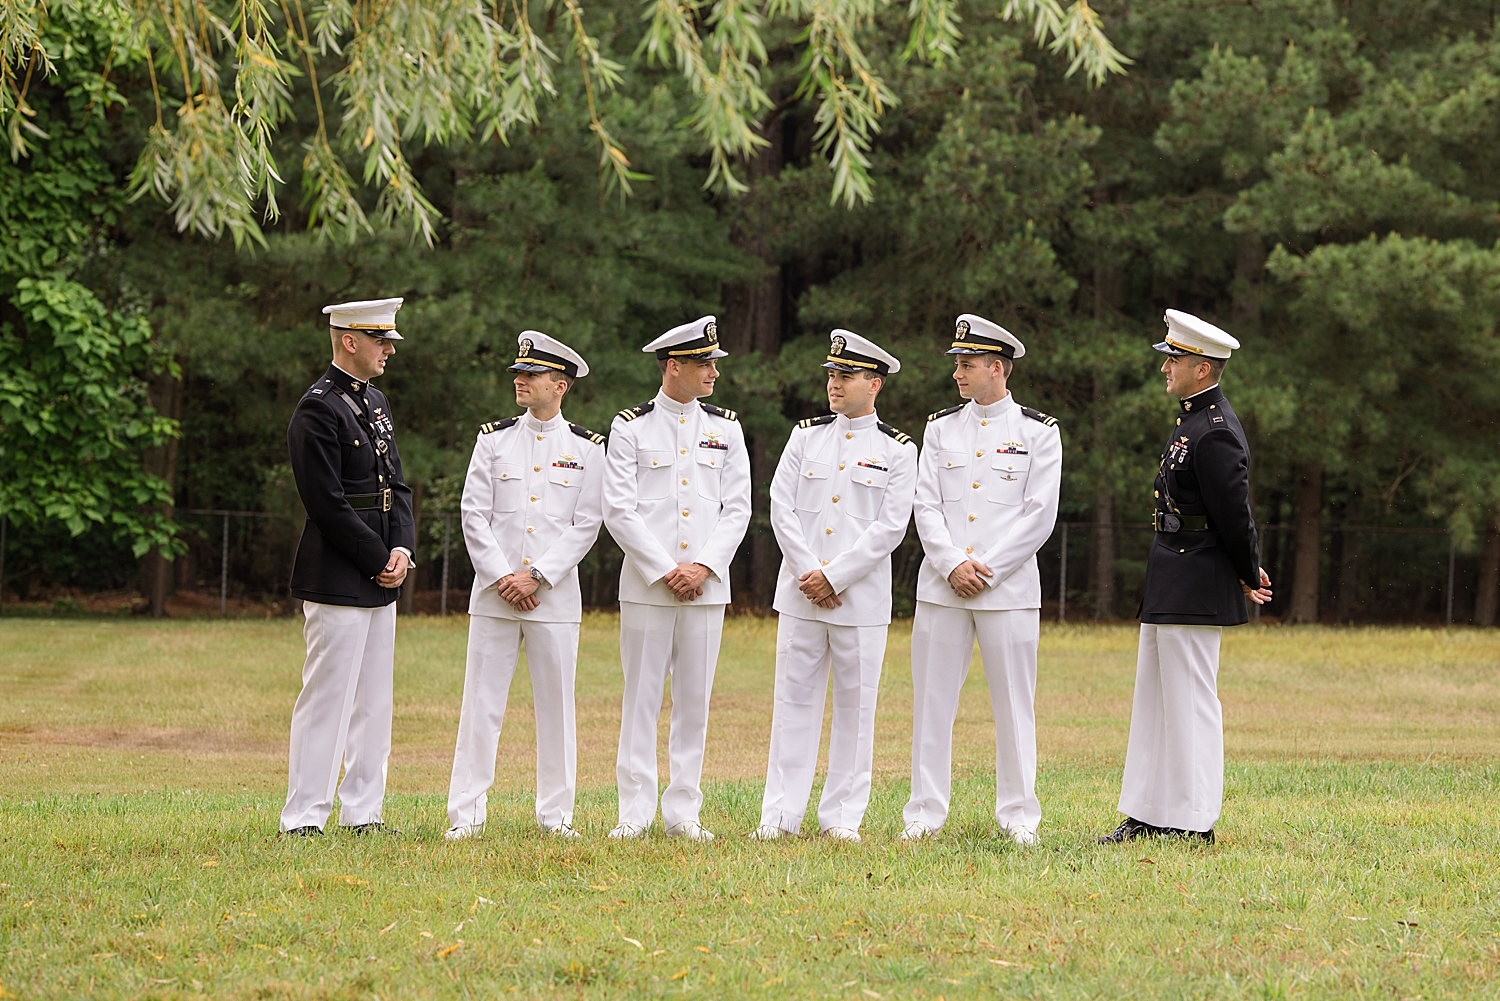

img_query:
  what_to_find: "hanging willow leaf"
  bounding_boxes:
[2,0,1129,242]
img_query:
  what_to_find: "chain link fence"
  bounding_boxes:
[0,511,1486,624]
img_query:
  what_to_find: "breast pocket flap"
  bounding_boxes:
[801,461,831,480]
[638,450,671,470]
[991,453,1032,473]
[547,466,580,488]
[492,462,522,481]
[937,451,969,470]
[855,466,890,489]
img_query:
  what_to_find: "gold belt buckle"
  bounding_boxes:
[381,487,392,512]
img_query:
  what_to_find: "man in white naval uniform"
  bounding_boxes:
[902,314,1062,846]
[444,332,606,841]
[750,330,916,843]
[603,316,751,841]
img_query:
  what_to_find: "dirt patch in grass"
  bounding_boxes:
[18,726,282,755]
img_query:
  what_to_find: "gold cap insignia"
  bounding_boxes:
[518,338,533,357]
[830,335,846,355]
[955,319,970,340]
[705,321,718,343]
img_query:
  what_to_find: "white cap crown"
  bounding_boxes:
[642,315,728,360]
[948,313,1025,359]
[509,330,589,378]
[324,297,404,340]
[1155,309,1239,359]
[824,328,901,375]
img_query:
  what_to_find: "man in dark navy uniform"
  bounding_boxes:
[1100,310,1271,845]
[280,298,416,836]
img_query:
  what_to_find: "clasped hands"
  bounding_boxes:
[376,549,409,589]
[797,569,841,609]
[1241,567,1273,605]
[496,570,541,611]
[947,559,993,599]
[664,562,711,602]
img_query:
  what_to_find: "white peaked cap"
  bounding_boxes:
[509,330,589,378]
[824,328,901,375]
[642,315,728,360]
[947,313,1025,359]
[1155,309,1240,360]
[323,298,404,340]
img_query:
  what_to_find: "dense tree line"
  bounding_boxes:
[3,0,1499,623]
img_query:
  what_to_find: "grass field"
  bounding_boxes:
[1,616,1497,1000]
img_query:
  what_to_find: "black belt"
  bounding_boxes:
[1153,511,1208,532]
[348,488,392,512]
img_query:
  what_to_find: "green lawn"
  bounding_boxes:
[1,616,1497,999]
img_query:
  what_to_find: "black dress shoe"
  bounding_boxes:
[282,825,323,838]
[1097,817,1157,844]
[347,822,401,836]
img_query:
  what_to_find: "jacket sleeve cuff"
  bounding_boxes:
[932,549,967,582]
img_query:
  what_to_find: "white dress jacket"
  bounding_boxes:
[603,391,752,606]
[769,411,918,627]
[461,411,606,623]
[913,394,1062,611]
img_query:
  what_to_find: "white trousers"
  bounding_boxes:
[446,615,579,831]
[1118,623,1224,832]
[759,616,887,835]
[904,602,1040,833]
[615,601,725,830]
[280,601,396,831]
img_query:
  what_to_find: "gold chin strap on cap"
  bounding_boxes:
[332,323,397,330]
[667,343,718,357]
[1165,336,1206,355]
[827,354,878,369]
[515,356,566,370]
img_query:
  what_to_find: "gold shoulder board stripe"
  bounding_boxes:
[1022,407,1059,427]
[569,423,606,445]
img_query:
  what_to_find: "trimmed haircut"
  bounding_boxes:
[1203,356,1227,381]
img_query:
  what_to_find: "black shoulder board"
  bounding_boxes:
[569,422,606,446]
[700,402,738,421]
[878,421,913,446]
[480,417,519,434]
[797,415,837,430]
[1022,407,1059,427]
[927,405,964,422]
[616,400,655,422]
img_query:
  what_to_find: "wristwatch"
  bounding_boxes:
[529,566,547,585]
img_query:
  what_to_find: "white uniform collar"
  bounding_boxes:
[835,411,879,431]
[524,411,567,432]
[969,392,1015,419]
[655,390,698,416]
